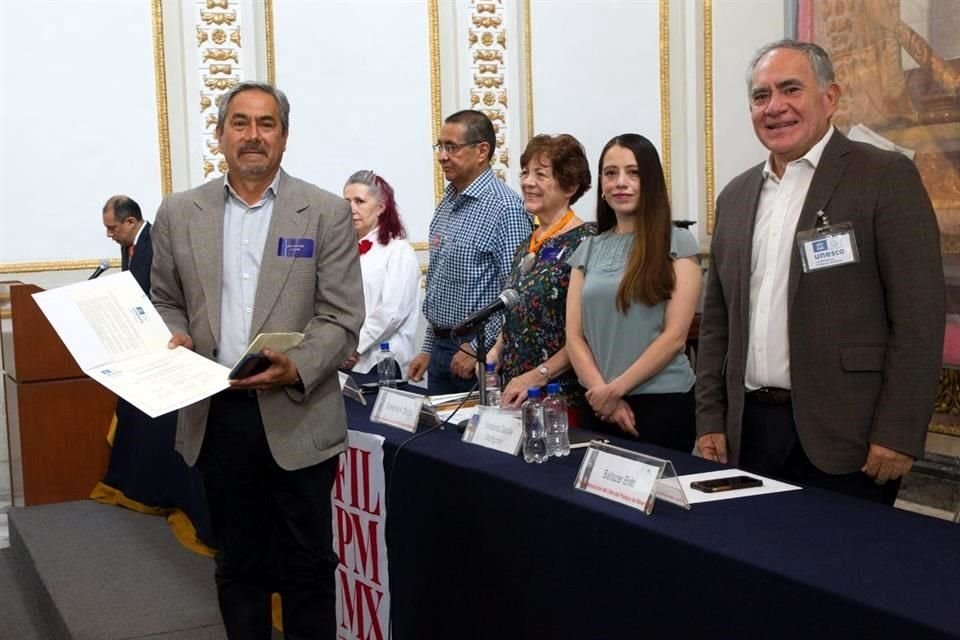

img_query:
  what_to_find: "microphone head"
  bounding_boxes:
[89,259,112,280]
[500,289,520,309]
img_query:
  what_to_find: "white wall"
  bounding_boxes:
[0,0,163,263]
[272,0,436,244]
[0,0,798,263]
[529,0,662,223]
[710,0,786,208]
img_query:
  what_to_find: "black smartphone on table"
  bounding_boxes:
[690,475,763,493]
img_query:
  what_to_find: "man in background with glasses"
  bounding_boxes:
[102,195,151,294]
[407,110,531,393]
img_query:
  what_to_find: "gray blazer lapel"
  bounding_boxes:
[788,132,852,310]
[251,171,310,337]
[189,179,226,341]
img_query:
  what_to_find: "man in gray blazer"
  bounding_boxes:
[696,40,944,504]
[152,81,363,639]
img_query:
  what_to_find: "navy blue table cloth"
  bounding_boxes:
[101,379,960,638]
[346,391,960,640]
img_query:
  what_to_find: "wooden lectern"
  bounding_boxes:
[1,281,116,505]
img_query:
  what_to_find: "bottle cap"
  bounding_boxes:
[546,382,560,394]
[485,362,495,373]
[379,342,390,350]
[527,387,541,399]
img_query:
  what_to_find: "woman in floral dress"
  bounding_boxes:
[487,134,595,419]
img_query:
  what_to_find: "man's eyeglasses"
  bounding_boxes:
[432,140,482,155]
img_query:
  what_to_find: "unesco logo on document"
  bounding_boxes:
[127,306,147,324]
[813,239,829,252]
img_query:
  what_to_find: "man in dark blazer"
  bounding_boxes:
[152,81,364,639]
[101,195,152,293]
[696,40,944,504]
[100,193,195,521]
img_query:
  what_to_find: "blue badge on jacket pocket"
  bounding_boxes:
[278,237,315,258]
[540,246,562,262]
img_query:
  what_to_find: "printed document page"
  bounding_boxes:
[33,271,230,417]
[678,469,801,503]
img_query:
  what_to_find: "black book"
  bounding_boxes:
[569,427,610,449]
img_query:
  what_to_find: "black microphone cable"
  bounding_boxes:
[384,380,478,510]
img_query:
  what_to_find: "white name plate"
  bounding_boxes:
[461,406,523,455]
[575,443,665,514]
[370,387,424,432]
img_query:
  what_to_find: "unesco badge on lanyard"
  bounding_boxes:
[796,210,860,273]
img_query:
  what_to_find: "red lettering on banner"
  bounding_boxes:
[335,446,382,516]
[338,569,354,635]
[335,504,381,585]
[334,434,389,640]
[337,569,385,640]
[351,511,381,585]
[334,453,347,502]
[335,505,353,563]
[357,449,381,516]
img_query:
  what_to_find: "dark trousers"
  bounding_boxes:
[427,338,477,395]
[198,391,339,640]
[740,395,900,505]
[584,389,696,454]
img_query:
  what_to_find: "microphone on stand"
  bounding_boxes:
[88,259,111,280]
[452,289,520,337]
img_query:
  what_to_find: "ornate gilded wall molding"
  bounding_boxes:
[194,0,246,181]
[0,259,122,275]
[659,0,671,195]
[428,0,443,203]
[151,0,173,195]
[469,0,511,182]
[704,0,715,233]
[264,0,276,84]
[523,0,533,139]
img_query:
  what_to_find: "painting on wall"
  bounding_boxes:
[792,0,960,252]
[791,0,960,434]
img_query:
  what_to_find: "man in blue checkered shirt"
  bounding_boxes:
[407,110,531,394]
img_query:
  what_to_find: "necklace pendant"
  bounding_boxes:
[520,252,536,275]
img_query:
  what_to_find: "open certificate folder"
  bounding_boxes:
[33,271,232,418]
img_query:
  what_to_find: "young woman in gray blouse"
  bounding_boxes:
[566,133,702,452]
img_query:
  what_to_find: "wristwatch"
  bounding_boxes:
[289,372,305,393]
[537,364,550,380]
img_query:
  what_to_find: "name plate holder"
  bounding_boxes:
[461,406,523,455]
[419,401,442,428]
[420,391,481,428]
[337,372,366,406]
[370,387,425,432]
[574,441,690,514]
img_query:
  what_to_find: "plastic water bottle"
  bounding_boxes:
[543,382,570,457]
[521,388,548,463]
[376,342,398,389]
[484,362,501,406]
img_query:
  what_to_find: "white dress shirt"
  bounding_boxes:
[352,227,421,375]
[745,127,834,391]
[131,221,146,247]
[217,172,280,367]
